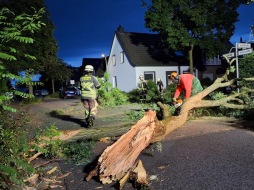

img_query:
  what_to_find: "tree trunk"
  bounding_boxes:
[188,43,194,74]
[28,83,33,95]
[51,78,55,93]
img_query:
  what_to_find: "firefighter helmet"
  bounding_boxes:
[84,65,94,72]
[170,72,178,79]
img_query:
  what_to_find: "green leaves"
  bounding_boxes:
[239,52,254,78]
[0,7,46,111]
[0,52,16,61]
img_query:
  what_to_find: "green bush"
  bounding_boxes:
[146,80,161,102]
[50,92,59,98]
[127,109,146,122]
[127,88,140,102]
[20,96,42,105]
[161,84,177,104]
[97,73,129,106]
[0,113,35,189]
[127,80,163,103]
[62,140,95,165]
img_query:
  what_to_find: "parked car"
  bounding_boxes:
[40,89,49,96]
[34,89,49,96]
[74,87,81,96]
[59,87,78,99]
[34,90,41,96]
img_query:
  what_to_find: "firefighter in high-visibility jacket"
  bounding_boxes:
[170,72,203,104]
[80,65,100,127]
[137,75,147,103]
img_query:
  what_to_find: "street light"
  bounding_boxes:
[101,54,108,72]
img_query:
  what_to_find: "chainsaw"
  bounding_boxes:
[173,99,183,109]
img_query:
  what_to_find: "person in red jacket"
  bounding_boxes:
[170,72,203,103]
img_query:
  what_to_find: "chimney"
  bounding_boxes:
[117,25,124,33]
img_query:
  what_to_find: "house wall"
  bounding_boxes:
[108,35,136,92]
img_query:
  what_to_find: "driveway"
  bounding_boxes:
[22,98,254,190]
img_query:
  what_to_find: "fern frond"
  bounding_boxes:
[0,52,16,61]
[1,105,17,112]
[24,54,36,60]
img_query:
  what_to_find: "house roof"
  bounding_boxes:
[115,29,189,67]
[82,58,106,77]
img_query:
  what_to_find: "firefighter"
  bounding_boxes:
[137,75,147,103]
[170,72,203,103]
[156,78,164,94]
[80,65,100,127]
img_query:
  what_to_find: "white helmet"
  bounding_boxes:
[84,65,94,72]
[139,75,144,79]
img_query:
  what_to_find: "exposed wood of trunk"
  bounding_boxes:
[130,160,148,186]
[86,110,165,184]
[118,159,148,190]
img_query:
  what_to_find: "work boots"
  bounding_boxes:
[86,116,94,128]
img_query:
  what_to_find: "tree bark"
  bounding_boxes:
[51,78,55,93]
[188,43,194,74]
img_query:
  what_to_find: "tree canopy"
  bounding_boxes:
[0,6,46,109]
[0,0,60,94]
[143,0,253,74]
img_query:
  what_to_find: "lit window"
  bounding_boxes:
[120,51,124,63]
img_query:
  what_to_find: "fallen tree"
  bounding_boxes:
[83,56,254,188]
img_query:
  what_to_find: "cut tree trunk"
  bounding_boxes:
[86,110,166,185]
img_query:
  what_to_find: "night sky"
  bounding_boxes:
[45,0,254,67]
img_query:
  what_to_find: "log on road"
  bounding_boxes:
[86,110,166,184]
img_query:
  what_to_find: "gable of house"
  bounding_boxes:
[107,26,190,92]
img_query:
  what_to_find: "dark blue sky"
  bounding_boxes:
[45,1,254,67]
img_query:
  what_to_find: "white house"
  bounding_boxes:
[106,26,191,92]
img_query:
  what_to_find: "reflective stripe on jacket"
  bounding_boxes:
[80,75,98,99]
